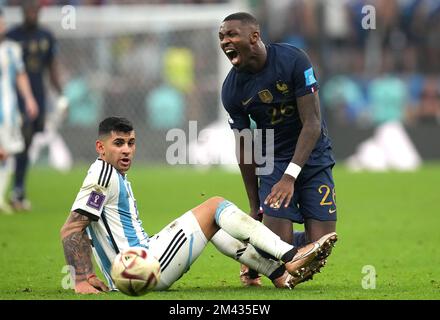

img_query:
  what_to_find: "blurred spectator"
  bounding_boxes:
[368,74,407,125]
[406,77,440,125]
[321,75,369,125]
[424,5,440,72]
[145,83,185,130]
[323,0,350,38]
[117,34,161,87]
[2,0,228,5]
[163,47,194,93]
[64,75,101,126]
[243,0,440,128]
[366,49,407,125]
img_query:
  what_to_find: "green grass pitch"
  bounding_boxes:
[0,164,439,300]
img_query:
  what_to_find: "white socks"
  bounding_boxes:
[214,200,294,260]
[211,229,282,277]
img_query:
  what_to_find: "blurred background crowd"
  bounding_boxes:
[253,0,440,128]
[2,0,439,163]
[3,0,229,5]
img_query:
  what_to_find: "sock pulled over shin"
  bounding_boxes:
[214,200,297,262]
[211,229,284,279]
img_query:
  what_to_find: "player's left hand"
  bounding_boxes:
[87,274,110,292]
[264,174,295,209]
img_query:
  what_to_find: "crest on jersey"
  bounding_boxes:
[276,81,289,95]
[258,90,273,103]
[39,39,49,52]
[29,40,39,53]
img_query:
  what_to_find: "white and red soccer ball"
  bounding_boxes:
[111,247,161,296]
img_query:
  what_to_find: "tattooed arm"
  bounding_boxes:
[60,211,109,294]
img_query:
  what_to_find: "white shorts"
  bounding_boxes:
[149,211,208,290]
[0,124,24,155]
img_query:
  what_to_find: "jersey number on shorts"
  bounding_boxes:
[318,185,336,207]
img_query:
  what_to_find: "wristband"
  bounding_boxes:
[284,162,302,179]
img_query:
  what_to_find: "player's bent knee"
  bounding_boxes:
[207,196,225,208]
[192,196,226,230]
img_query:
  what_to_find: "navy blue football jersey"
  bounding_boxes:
[7,26,57,114]
[222,43,334,166]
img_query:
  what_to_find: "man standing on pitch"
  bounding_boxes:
[7,0,67,211]
[0,9,38,214]
[219,12,337,286]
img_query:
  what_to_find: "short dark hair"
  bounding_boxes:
[223,12,259,27]
[98,117,133,137]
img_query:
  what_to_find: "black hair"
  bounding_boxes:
[98,117,133,137]
[223,12,259,27]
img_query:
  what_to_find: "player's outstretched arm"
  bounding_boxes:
[60,211,109,294]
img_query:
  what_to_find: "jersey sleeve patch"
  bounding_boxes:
[86,191,106,211]
[304,67,317,86]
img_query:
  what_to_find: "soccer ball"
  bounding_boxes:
[111,247,161,296]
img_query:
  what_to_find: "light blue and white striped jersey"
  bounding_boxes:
[0,40,24,127]
[71,159,149,288]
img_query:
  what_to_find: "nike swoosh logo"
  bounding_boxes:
[329,208,336,214]
[241,97,253,106]
[292,243,319,261]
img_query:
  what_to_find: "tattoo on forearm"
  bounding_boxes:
[62,212,93,283]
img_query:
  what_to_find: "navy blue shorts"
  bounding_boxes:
[258,162,337,224]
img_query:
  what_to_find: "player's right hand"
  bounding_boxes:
[264,174,295,209]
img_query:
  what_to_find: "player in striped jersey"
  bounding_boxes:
[60,117,337,294]
[0,9,38,214]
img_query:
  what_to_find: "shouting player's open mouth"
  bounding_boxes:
[224,47,240,66]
